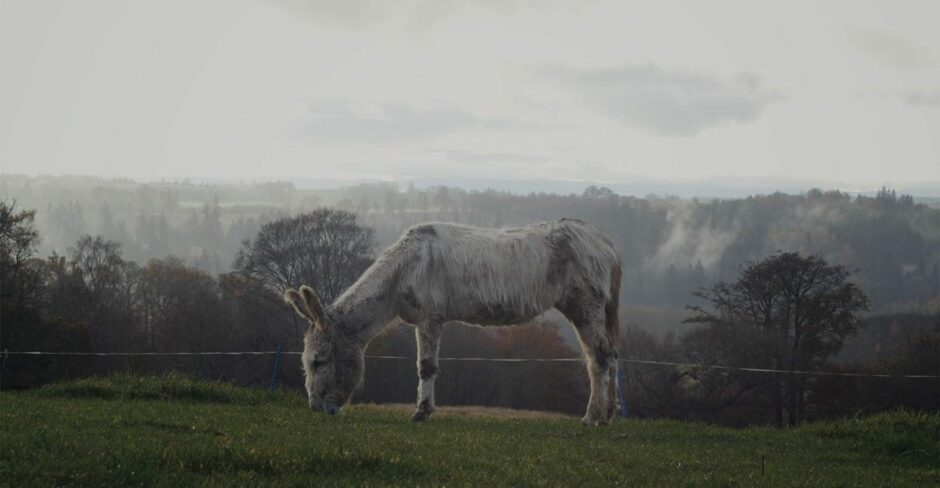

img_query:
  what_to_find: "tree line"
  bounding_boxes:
[3,176,937,315]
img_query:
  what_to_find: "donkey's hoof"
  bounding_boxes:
[410,410,432,422]
[581,415,599,426]
[606,407,619,422]
[410,400,434,422]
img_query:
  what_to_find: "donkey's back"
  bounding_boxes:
[394,219,620,325]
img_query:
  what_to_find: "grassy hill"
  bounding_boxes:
[1,374,938,486]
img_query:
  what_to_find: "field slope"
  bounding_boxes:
[2,374,938,486]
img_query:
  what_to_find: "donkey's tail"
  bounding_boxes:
[605,262,622,346]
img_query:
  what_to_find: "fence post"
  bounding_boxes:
[617,363,628,418]
[270,344,282,391]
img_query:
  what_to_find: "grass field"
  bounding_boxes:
[1,374,938,486]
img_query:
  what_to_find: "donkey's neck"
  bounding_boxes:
[329,266,399,345]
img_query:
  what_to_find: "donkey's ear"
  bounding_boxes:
[299,285,326,327]
[284,288,320,328]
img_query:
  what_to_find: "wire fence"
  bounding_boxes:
[3,350,938,379]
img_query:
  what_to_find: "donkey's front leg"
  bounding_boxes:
[411,322,442,422]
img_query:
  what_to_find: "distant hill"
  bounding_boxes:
[2,174,937,314]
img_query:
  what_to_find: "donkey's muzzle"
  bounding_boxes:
[309,396,339,416]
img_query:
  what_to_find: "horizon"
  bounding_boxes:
[3,171,938,201]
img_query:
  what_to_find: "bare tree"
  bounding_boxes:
[220,272,294,346]
[137,257,228,353]
[234,208,374,303]
[69,236,125,314]
[685,252,869,426]
[47,236,135,351]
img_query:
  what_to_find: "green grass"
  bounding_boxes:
[2,374,938,486]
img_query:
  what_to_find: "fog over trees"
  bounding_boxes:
[1,175,937,425]
[2,175,937,315]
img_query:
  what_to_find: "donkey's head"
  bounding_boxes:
[284,286,364,415]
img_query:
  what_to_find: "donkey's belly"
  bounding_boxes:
[446,300,548,326]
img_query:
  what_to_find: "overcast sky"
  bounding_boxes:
[2,0,938,191]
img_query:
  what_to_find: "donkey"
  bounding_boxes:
[284,218,622,425]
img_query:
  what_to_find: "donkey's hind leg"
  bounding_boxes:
[559,294,616,426]
[605,287,621,421]
[411,321,442,422]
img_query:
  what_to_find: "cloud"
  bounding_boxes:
[849,28,936,71]
[538,64,781,136]
[295,99,520,142]
[266,0,578,25]
[902,88,940,108]
[266,0,392,24]
[429,149,549,165]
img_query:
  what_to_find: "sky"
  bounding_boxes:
[2,0,938,192]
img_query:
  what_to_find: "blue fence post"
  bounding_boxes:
[617,362,628,418]
[270,344,282,391]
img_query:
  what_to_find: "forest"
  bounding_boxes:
[1,175,938,426]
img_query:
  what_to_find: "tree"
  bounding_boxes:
[69,236,125,314]
[1,201,41,306]
[685,252,869,426]
[582,185,615,199]
[137,257,228,353]
[220,272,303,385]
[234,208,374,303]
[44,235,140,351]
[1,204,96,386]
[220,272,294,346]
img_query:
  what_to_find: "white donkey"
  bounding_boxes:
[284,218,622,425]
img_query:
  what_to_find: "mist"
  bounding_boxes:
[3,174,936,317]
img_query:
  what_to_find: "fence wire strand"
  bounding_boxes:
[2,350,937,379]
